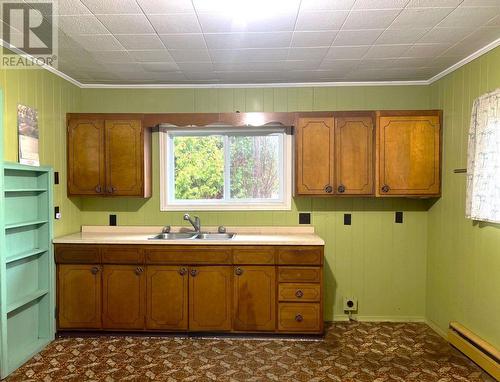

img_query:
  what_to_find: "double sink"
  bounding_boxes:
[149,232,235,241]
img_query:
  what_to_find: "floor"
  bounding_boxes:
[7,322,493,382]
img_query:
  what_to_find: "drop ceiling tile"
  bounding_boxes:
[115,34,164,50]
[391,57,435,67]
[418,27,475,44]
[149,13,202,33]
[57,15,109,35]
[57,0,92,15]
[290,31,337,47]
[392,8,455,28]
[406,0,463,7]
[356,58,397,68]
[318,59,360,71]
[353,0,408,9]
[91,50,133,63]
[376,28,430,44]
[197,12,298,33]
[333,29,385,45]
[75,34,124,51]
[204,32,292,49]
[288,47,329,60]
[168,49,211,62]
[81,0,142,15]
[295,11,349,31]
[192,0,301,13]
[284,70,345,81]
[129,49,174,62]
[325,45,371,59]
[364,44,412,58]
[439,27,500,57]
[300,0,355,11]
[137,0,194,14]
[104,62,145,72]
[486,15,500,26]
[97,15,155,34]
[209,48,289,63]
[176,62,213,71]
[342,9,400,30]
[213,62,285,71]
[183,72,219,80]
[284,60,322,70]
[159,34,207,49]
[438,6,500,27]
[141,62,180,72]
[460,0,500,5]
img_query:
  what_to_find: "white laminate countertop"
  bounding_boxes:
[53,226,325,246]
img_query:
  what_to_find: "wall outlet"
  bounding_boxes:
[343,297,358,312]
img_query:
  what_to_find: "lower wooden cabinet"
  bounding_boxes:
[102,265,145,329]
[189,266,232,331]
[57,264,102,329]
[278,303,321,332]
[233,266,276,331]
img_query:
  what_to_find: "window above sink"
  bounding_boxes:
[159,126,292,211]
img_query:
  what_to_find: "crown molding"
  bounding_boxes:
[2,38,499,89]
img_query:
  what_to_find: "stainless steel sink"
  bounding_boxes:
[149,232,198,240]
[196,232,235,240]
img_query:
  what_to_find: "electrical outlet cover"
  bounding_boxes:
[343,297,358,312]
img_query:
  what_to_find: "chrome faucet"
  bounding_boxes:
[183,213,201,232]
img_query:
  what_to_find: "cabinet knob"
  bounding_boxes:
[235,267,243,276]
[337,184,346,193]
[90,266,100,275]
[295,314,303,322]
[381,184,390,193]
[135,267,144,275]
[95,185,102,193]
[295,290,304,298]
[108,186,117,194]
[324,185,333,193]
[179,267,187,276]
[190,269,198,277]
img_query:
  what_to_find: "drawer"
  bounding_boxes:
[277,246,323,265]
[278,303,321,332]
[102,246,143,264]
[278,267,321,283]
[145,246,232,265]
[278,283,321,302]
[233,247,275,265]
[55,245,101,264]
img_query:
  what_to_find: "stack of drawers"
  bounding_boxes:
[276,247,323,333]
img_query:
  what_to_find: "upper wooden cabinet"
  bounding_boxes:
[67,117,151,197]
[377,112,441,196]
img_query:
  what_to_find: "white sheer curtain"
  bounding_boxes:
[466,88,500,223]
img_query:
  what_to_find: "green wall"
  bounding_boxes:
[0,67,82,236]
[427,47,500,347]
[79,85,432,322]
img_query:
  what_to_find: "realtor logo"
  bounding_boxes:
[1,1,58,68]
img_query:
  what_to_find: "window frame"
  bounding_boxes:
[159,126,292,211]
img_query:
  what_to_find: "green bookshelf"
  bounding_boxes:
[0,162,55,378]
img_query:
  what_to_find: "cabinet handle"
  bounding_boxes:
[235,267,243,276]
[337,184,346,193]
[295,314,303,322]
[135,267,144,275]
[108,186,117,194]
[324,185,333,193]
[381,184,390,193]
[179,267,187,276]
[295,290,304,298]
[95,185,102,193]
[90,266,100,275]
[190,269,198,277]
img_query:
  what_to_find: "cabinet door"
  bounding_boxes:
[189,266,232,331]
[102,265,145,329]
[146,266,188,330]
[233,266,275,331]
[335,115,374,195]
[296,117,334,195]
[105,120,144,196]
[58,264,101,329]
[378,115,440,196]
[67,119,105,196]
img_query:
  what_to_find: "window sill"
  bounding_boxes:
[161,202,291,211]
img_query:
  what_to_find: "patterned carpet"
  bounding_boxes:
[7,322,494,382]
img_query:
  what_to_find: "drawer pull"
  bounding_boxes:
[135,266,144,275]
[295,290,304,298]
[190,269,198,277]
[295,314,303,322]
[179,267,187,276]
[381,184,390,193]
[90,266,100,275]
[235,267,243,276]
[94,185,102,193]
[337,184,345,193]
[324,185,333,193]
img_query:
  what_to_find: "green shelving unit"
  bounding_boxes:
[0,162,55,378]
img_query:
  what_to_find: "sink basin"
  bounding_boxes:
[196,232,235,240]
[149,232,198,240]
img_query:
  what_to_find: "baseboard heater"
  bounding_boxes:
[447,321,500,380]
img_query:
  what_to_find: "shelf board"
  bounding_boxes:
[6,248,48,264]
[5,220,48,230]
[4,188,47,193]
[7,289,49,314]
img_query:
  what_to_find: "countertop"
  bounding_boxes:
[53,226,325,246]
